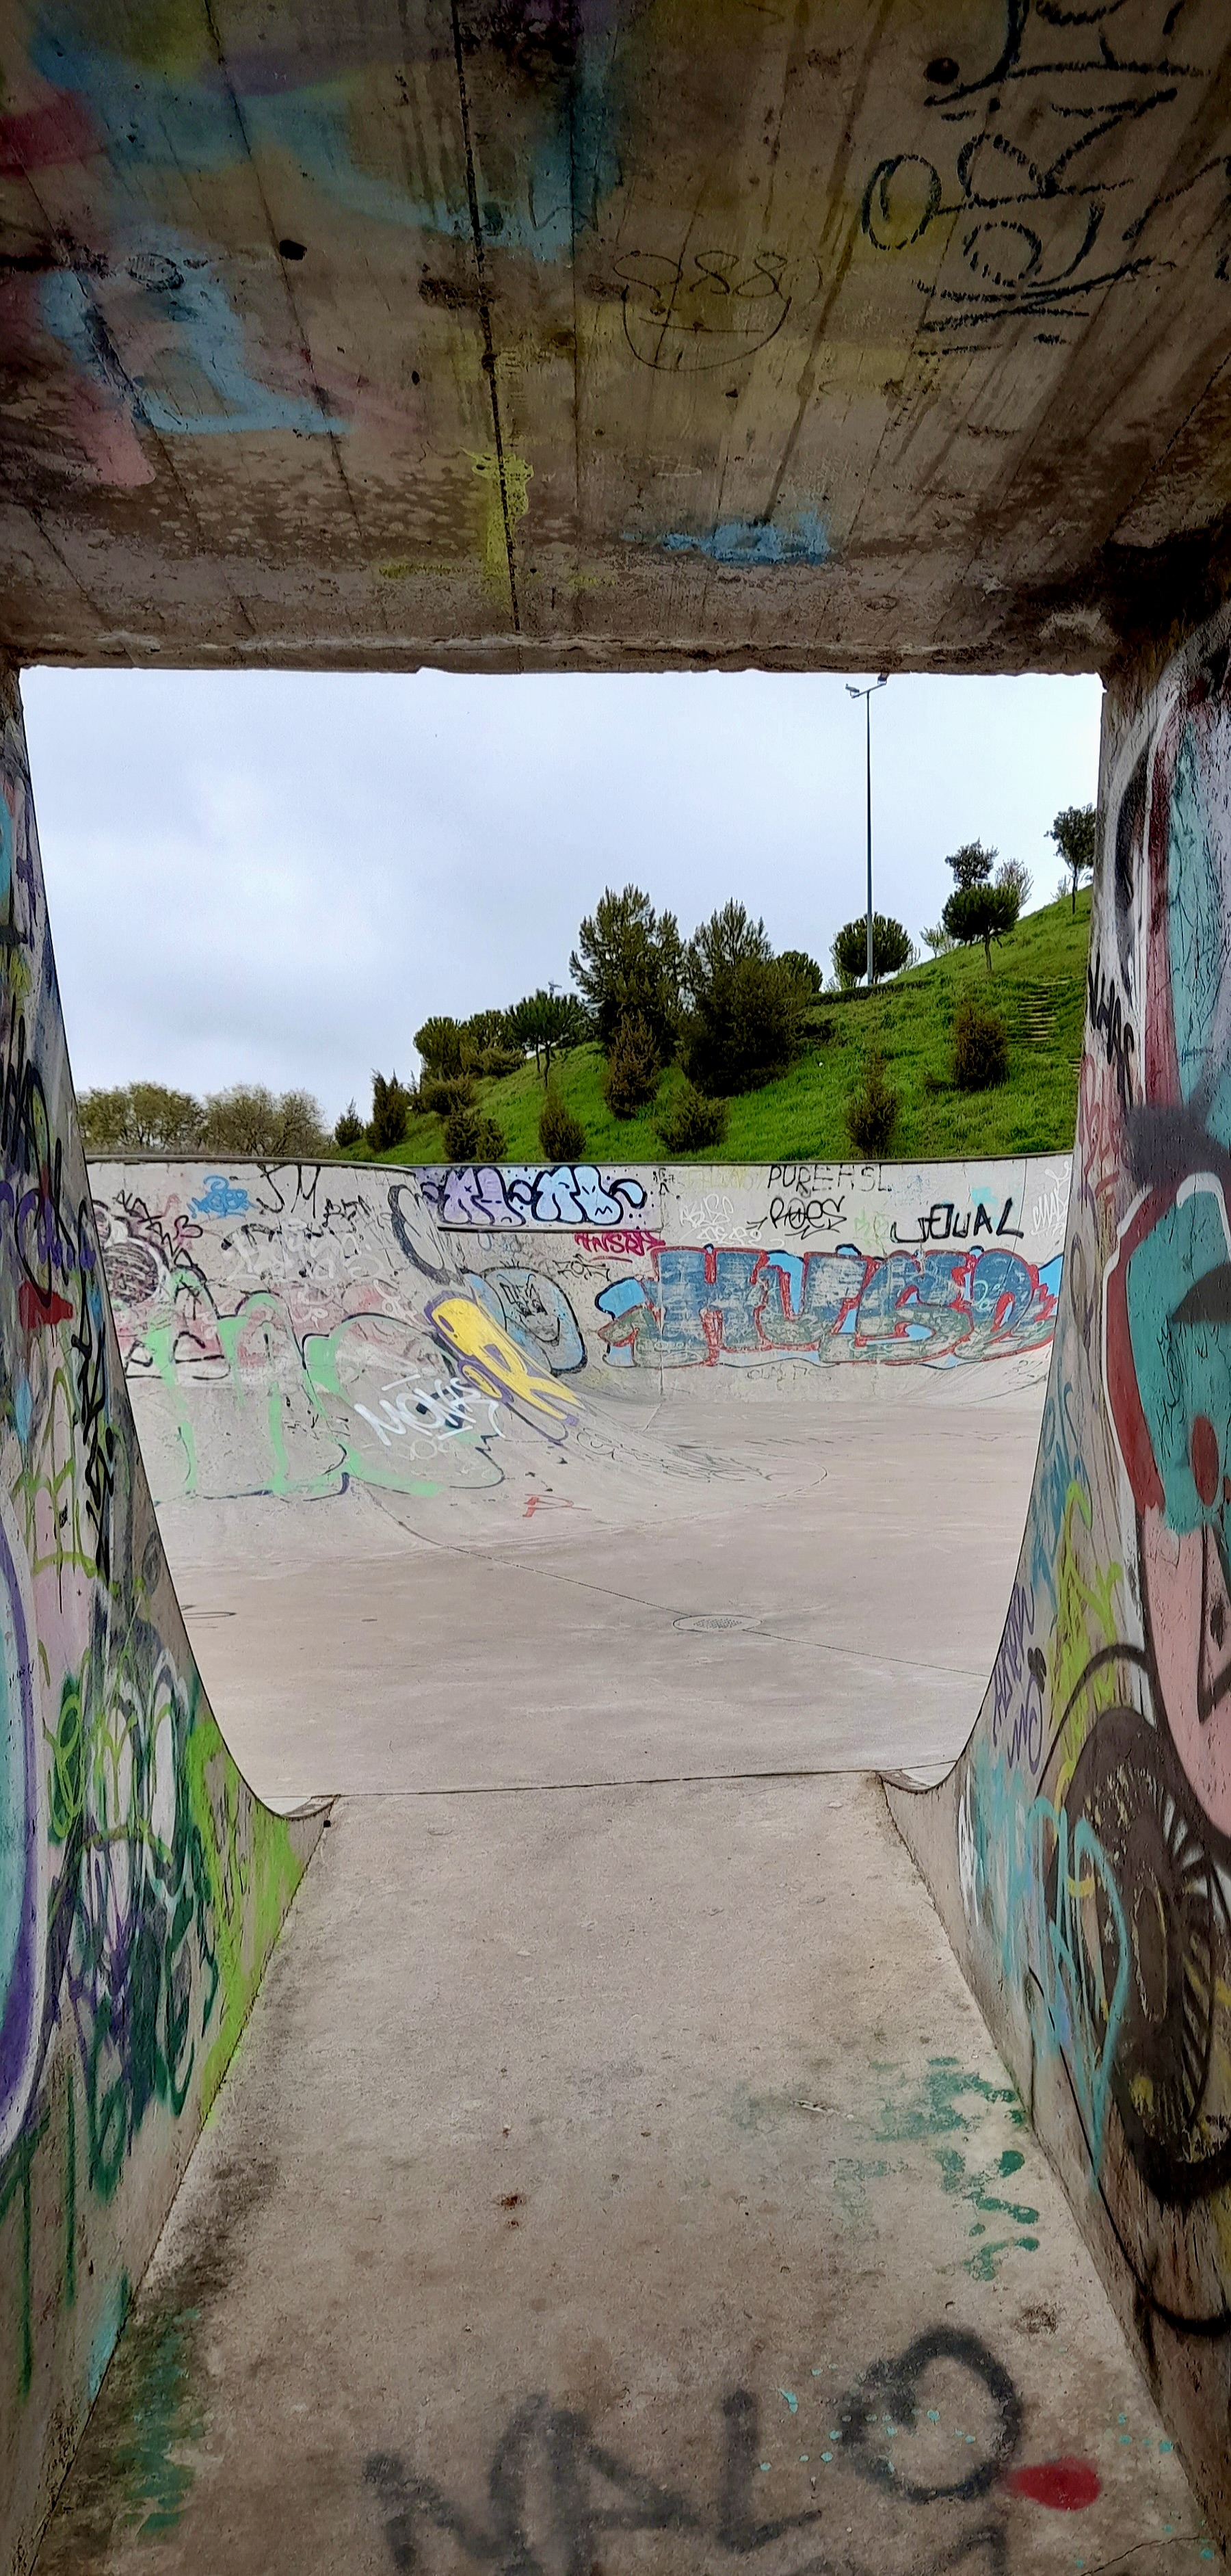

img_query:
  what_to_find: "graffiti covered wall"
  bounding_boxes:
[0,677,320,2575]
[87,1152,1069,1542]
[891,607,1231,2550]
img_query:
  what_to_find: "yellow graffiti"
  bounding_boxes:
[429,1296,575,1430]
[468,447,532,585]
[1052,1481,1122,1796]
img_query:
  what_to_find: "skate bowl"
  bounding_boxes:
[3,0,1231,2553]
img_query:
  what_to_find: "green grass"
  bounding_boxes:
[360,889,1091,1167]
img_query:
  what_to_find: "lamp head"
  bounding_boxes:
[875,672,888,688]
[845,684,860,698]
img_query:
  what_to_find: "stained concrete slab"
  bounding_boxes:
[35,1780,1212,2574]
[166,1397,1044,1805]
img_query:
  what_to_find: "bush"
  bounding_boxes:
[334,1102,365,1149]
[443,1099,505,1161]
[846,1053,899,1157]
[952,997,1009,1091]
[368,1070,415,1153]
[604,1012,661,1118]
[538,1086,587,1161]
[419,1073,473,1119]
[657,1080,728,1153]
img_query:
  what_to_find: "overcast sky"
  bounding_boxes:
[21,667,1102,1127]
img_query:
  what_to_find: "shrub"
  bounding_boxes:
[831,913,914,988]
[952,997,1009,1091]
[419,1073,473,1118]
[538,1086,587,1161]
[334,1102,365,1149]
[604,1012,661,1117]
[846,1053,899,1157]
[368,1070,415,1153]
[657,1080,728,1154]
[443,1099,505,1161]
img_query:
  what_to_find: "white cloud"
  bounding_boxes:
[21,665,1102,1125]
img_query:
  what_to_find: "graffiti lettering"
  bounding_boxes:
[419,1164,648,1231]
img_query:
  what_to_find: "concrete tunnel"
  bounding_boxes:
[3,0,1231,2567]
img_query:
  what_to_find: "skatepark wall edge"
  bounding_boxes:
[889,606,1231,2550]
[0,678,323,2576]
[84,1148,1070,1555]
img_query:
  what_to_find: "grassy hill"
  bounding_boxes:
[367,888,1091,1168]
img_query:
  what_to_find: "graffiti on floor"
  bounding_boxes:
[365,2328,1106,2571]
[595,1243,1060,1369]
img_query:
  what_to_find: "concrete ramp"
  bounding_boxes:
[88,1151,1065,1801]
[0,692,321,2575]
[892,603,1231,2547]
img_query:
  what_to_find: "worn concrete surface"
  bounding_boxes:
[166,1394,1046,1804]
[5,5,1231,673]
[35,1780,1214,2574]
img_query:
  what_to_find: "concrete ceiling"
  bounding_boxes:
[2,0,1231,676]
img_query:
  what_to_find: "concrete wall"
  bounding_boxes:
[87,1149,1068,1551]
[0,678,321,2576]
[890,603,1231,2550]
[3,3,1230,674]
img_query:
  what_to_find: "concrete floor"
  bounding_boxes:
[36,1784,1213,2574]
[33,1385,1221,2571]
[165,1397,1046,1804]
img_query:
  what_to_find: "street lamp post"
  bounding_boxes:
[845,675,888,989]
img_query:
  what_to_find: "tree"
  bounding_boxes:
[682,904,810,1093]
[945,841,996,890]
[830,913,913,989]
[921,923,955,958]
[334,1102,365,1151]
[940,839,1020,970]
[79,1082,205,1151]
[996,856,1033,910]
[777,948,825,997]
[942,880,1020,970]
[571,886,683,1056]
[414,1016,464,1077]
[604,1012,661,1118]
[201,1085,328,1156]
[1049,804,1096,913]
[367,1072,414,1154]
[504,988,590,1084]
